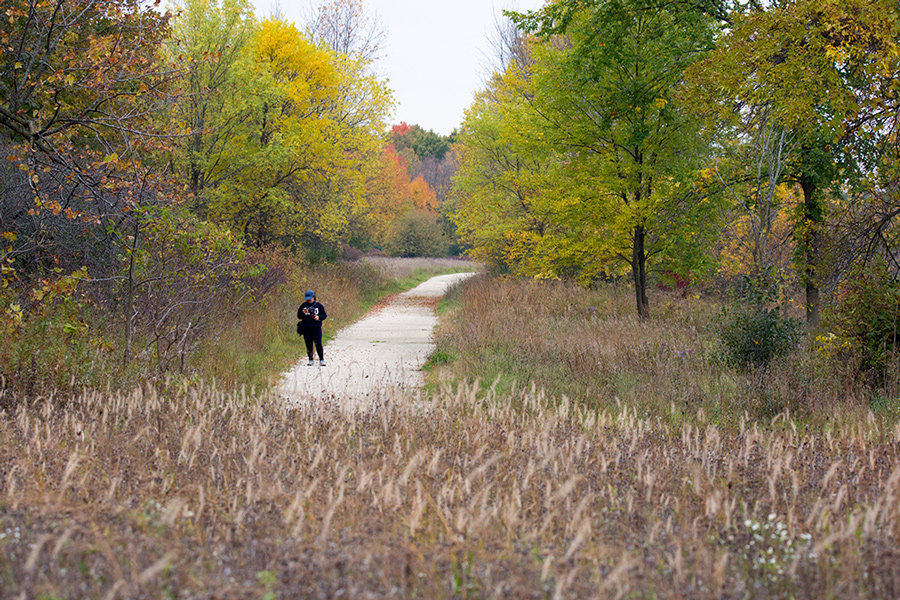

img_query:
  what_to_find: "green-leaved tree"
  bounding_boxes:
[455,0,724,317]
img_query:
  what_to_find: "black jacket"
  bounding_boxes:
[297,301,327,331]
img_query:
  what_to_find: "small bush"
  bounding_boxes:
[0,293,127,406]
[339,243,364,261]
[718,279,803,369]
[384,210,449,257]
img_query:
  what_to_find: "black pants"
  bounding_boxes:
[302,327,323,360]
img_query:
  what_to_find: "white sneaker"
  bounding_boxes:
[319,360,326,367]
[307,359,314,366]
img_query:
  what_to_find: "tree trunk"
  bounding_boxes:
[632,224,650,319]
[190,128,204,214]
[124,219,140,365]
[806,279,819,326]
[799,174,820,326]
[124,271,133,366]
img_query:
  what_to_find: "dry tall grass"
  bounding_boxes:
[3,381,900,598]
[431,277,888,426]
[5,274,899,598]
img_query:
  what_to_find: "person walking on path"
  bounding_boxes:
[297,290,327,366]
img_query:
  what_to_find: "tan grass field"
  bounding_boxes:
[359,256,480,281]
[429,276,892,424]
[3,381,900,598]
[3,274,900,598]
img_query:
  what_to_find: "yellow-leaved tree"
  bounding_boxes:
[166,5,392,253]
[204,17,341,246]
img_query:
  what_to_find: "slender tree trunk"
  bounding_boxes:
[632,224,649,319]
[190,165,201,198]
[799,174,820,326]
[260,102,270,145]
[124,218,140,365]
[190,127,204,214]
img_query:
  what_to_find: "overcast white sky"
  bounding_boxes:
[254,1,545,136]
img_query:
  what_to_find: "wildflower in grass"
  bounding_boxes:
[723,515,816,586]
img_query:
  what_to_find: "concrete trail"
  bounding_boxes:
[278,272,478,410]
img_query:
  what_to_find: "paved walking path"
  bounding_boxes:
[278,272,478,410]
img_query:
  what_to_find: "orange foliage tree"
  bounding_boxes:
[0,0,179,309]
[360,145,439,247]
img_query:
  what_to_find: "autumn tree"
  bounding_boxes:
[355,146,413,244]
[0,0,174,151]
[305,0,387,67]
[165,7,392,251]
[211,17,342,246]
[0,0,177,256]
[356,144,443,250]
[0,0,189,359]
[385,122,459,248]
[270,25,392,254]
[687,0,900,324]
[165,0,258,207]
[453,73,561,274]
[458,0,723,317]
[391,122,452,163]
